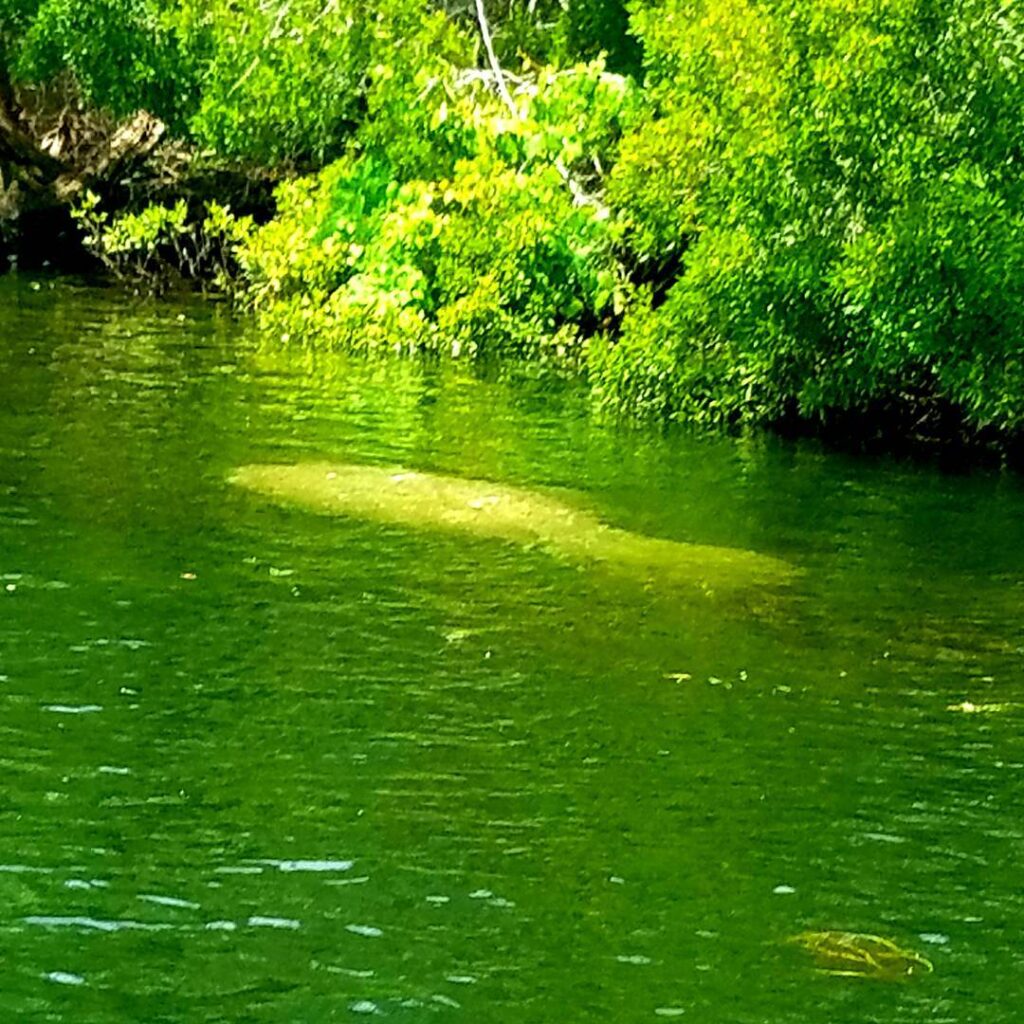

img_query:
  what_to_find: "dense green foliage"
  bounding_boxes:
[0,0,463,162]
[606,0,1024,431]
[71,189,251,287]
[237,59,634,356]
[4,0,1024,443]
[0,0,186,118]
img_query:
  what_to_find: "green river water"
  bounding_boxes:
[1,276,1023,1022]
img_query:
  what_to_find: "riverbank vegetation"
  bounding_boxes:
[1,1,1022,452]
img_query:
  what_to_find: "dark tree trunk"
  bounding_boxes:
[0,74,276,270]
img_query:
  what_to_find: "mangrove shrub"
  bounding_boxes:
[603,0,1024,431]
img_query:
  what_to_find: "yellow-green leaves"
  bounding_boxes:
[71,192,252,291]
[234,58,631,360]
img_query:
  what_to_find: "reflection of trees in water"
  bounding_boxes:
[0,280,244,587]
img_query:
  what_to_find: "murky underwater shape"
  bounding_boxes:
[2,277,1024,1020]
[229,461,796,595]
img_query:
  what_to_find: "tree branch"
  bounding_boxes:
[473,0,517,117]
[468,4,609,216]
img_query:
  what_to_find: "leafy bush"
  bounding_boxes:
[0,0,466,166]
[72,189,252,290]
[238,59,634,358]
[607,0,1024,430]
[187,0,466,165]
[0,0,194,125]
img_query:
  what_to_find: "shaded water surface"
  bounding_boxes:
[1,277,1023,1022]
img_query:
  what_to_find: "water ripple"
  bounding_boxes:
[24,916,171,932]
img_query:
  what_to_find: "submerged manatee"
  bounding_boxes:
[788,931,933,981]
[229,462,795,593]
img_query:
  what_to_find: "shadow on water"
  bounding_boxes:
[1,277,1023,1021]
